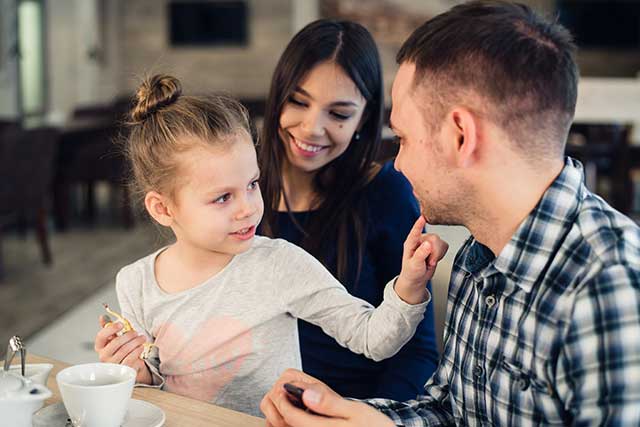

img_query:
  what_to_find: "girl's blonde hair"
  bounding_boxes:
[124,74,252,200]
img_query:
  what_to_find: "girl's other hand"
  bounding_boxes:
[395,216,448,304]
[94,315,152,384]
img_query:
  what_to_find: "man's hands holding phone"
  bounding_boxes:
[261,369,394,427]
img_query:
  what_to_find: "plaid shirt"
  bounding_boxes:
[367,158,640,426]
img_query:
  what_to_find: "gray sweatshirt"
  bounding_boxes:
[116,236,429,416]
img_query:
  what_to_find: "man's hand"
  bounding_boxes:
[261,369,394,427]
[395,216,449,304]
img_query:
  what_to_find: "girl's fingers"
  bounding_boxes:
[112,336,146,364]
[418,234,449,267]
[99,315,108,328]
[412,240,433,266]
[101,331,140,361]
[403,216,427,260]
[120,345,144,369]
[94,321,122,351]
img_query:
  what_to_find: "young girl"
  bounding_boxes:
[94,74,446,416]
[258,19,439,400]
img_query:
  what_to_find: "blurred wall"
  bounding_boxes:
[318,0,557,100]
[117,0,294,98]
[27,0,640,121]
[0,0,19,119]
[323,0,639,97]
[47,0,122,121]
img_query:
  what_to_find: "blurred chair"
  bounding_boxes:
[566,123,633,214]
[0,120,20,134]
[53,103,133,230]
[240,98,266,142]
[0,127,59,279]
[240,98,266,121]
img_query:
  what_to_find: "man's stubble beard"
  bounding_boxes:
[418,180,471,227]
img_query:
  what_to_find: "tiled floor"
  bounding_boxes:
[0,220,163,360]
[22,224,470,363]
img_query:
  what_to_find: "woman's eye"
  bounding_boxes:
[214,193,231,204]
[288,97,307,107]
[330,111,352,121]
[248,180,259,190]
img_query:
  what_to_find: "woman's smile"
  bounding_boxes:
[289,134,329,158]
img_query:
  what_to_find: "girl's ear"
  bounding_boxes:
[145,191,174,227]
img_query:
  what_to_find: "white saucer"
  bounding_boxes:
[33,399,166,427]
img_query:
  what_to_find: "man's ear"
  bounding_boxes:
[449,107,478,169]
[144,191,174,227]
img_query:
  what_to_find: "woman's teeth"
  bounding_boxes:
[294,138,325,153]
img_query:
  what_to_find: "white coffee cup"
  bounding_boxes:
[56,363,136,427]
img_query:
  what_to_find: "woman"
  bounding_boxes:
[258,19,438,400]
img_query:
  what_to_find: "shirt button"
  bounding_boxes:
[473,364,485,378]
[518,376,530,391]
[485,295,496,308]
[547,383,555,396]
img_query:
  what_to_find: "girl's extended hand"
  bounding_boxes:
[395,216,449,304]
[94,315,152,384]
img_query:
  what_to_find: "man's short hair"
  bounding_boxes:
[397,0,579,160]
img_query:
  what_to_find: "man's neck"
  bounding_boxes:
[466,158,564,256]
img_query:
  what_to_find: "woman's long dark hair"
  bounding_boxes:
[259,19,384,283]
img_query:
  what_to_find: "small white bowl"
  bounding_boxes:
[7,364,54,412]
[8,363,54,386]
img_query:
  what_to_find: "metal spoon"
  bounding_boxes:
[3,335,25,375]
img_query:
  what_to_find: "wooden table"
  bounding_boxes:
[28,354,265,427]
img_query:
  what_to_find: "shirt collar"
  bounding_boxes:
[489,157,585,292]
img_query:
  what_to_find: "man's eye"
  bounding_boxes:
[214,194,231,204]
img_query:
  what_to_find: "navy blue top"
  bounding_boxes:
[271,161,439,400]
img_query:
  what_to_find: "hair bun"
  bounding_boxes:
[131,74,182,123]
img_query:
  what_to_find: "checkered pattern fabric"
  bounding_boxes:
[366,158,640,426]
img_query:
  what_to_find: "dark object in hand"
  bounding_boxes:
[284,383,307,410]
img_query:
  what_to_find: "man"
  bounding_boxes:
[260,1,640,426]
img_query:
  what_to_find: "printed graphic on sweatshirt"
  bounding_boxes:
[155,316,253,401]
